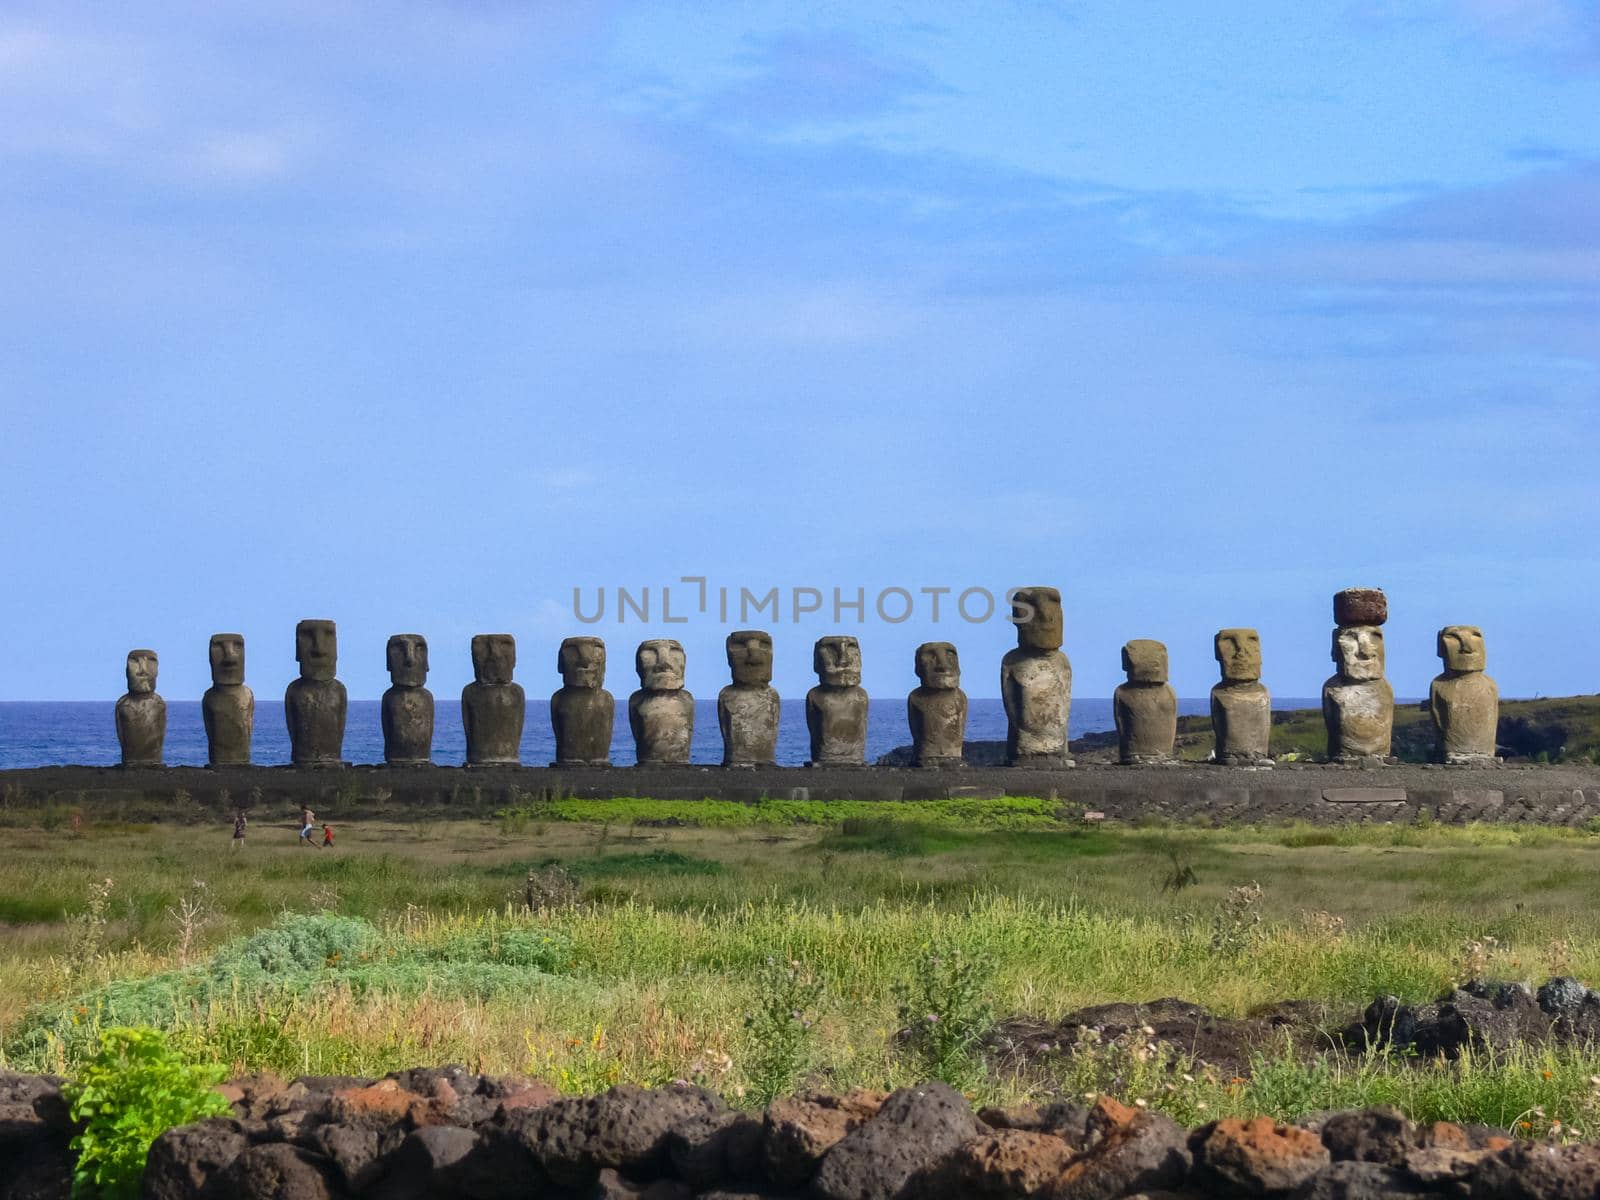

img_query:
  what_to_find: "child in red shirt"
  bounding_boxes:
[321,824,334,848]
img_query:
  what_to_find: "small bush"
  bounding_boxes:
[743,956,825,1102]
[893,938,996,1087]
[64,1026,230,1200]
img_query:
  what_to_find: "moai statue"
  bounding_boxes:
[1210,628,1271,767]
[806,636,868,766]
[1001,586,1073,765]
[1430,625,1499,765]
[202,633,253,766]
[719,630,780,767]
[629,639,693,765]
[382,634,433,765]
[1322,588,1394,763]
[1114,640,1177,765]
[285,620,347,767]
[462,634,524,766]
[115,649,165,766]
[907,642,967,767]
[551,636,614,766]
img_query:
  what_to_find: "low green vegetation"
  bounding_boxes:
[64,1026,230,1200]
[4,805,1600,1137]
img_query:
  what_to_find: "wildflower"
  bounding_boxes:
[1543,1070,1554,1080]
[1134,1098,1148,1108]
[1196,1102,1208,1112]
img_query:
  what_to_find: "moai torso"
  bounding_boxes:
[1322,677,1395,759]
[1323,591,1393,763]
[116,649,165,766]
[719,630,779,767]
[463,634,524,765]
[1001,587,1073,764]
[630,639,694,765]
[202,633,253,765]
[382,634,434,765]
[1430,625,1498,764]
[285,620,347,766]
[551,636,614,766]
[806,637,868,766]
[1114,640,1176,764]
[1211,683,1270,764]
[1211,628,1270,765]
[908,642,967,767]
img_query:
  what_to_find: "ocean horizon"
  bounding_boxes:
[0,698,1327,769]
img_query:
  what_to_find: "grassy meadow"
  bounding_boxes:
[4,799,1600,1136]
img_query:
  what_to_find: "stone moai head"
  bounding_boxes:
[471,634,517,685]
[1334,588,1388,627]
[1333,626,1385,681]
[1122,639,1168,685]
[295,620,338,681]
[726,630,774,686]
[125,649,158,695]
[209,634,245,687]
[1438,625,1486,675]
[813,636,862,688]
[558,636,607,688]
[1214,628,1261,683]
[636,639,686,690]
[915,642,960,690]
[387,634,429,687]
[1012,586,1063,652]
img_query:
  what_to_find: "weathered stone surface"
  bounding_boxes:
[1212,629,1270,766]
[505,1083,722,1188]
[1292,1160,1440,1199]
[144,1118,250,1200]
[116,649,165,766]
[462,635,524,766]
[1431,626,1499,765]
[762,1091,886,1188]
[1053,1108,1189,1199]
[1468,1141,1600,1199]
[908,643,967,767]
[214,1142,337,1200]
[285,620,346,767]
[381,635,433,766]
[1191,1116,1330,1195]
[202,634,253,766]
[592,1168,694,1199]
[936,1128,1077,1197]
[719,631,780,768]
[630,640,693,766]
[1114,641,1176,766]
[666,1110,762,1189]
[1003,587,1073,766]
[807,637,868,767]
[551,637,614,767]
[811,1081,980,1200]
[309,1122,392,1193]
[1318,1106,1416,1165]
[1334,588,1388,627]
[1323,624,1394,762]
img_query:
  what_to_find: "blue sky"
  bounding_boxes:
[2,0,1596,703]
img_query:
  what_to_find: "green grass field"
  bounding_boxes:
[4,800,1600,1137]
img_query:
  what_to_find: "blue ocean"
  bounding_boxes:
[0,698,1321,769]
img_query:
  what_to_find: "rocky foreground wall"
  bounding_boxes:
[6,762,1600,826]
[5,1067,1600,1200]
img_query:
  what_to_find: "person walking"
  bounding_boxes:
[231,809,247,851]
[321,823,334,848]
[299,805,318,847]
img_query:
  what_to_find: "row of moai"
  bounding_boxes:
[113,586,1501,769]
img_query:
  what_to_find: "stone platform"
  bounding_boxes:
[3,762,1600,825]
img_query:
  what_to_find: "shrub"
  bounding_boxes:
[64,1026,230,1200]
[743,956,825,1102]
[892,938,995,1087]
